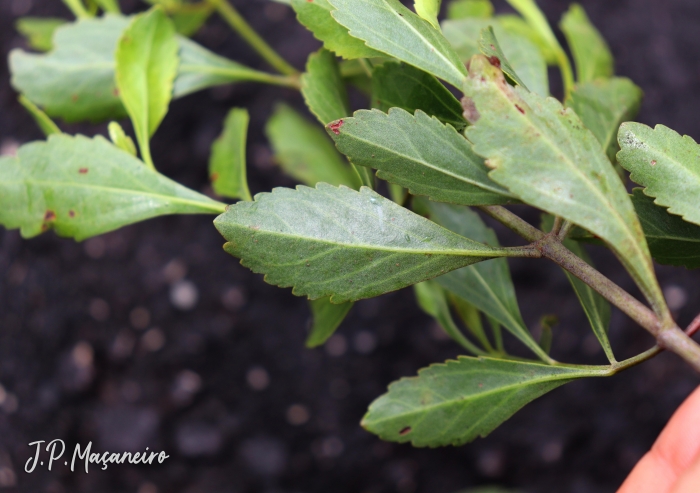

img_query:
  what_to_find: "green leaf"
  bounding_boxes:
[115,7,179,169]
[362,356,607,446]
[291,0,383,59]
[371,62,466,130]
[10,15,282,123]
[463,55,665,319]
[631,189,700,270]
[559,4,613,83]
[18,96,61,137]
[328,0,468,87]
[266,104,360,188]
[443,20,549,96]
[497,14,556,64]
[446,0,494,20]
[307,298,354,347]
[301,49,351,125]
[448,294,494,351]
[568,78,643,161]
[94,0,121,13]
[209,108,252,201]
[414,281,486,355]
[0,134,225,241]
[415,0,442,29]
[328,108,513,206]
[214,184,505,303]
[618,123,700,228]
[15,17,67,52]
[108,121,137,156]
[420,199,550,362]
[478,26,528,90]
[170,4,213,36]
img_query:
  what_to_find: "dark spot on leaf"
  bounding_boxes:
[651,160,657,166]
[329,120,344,135]
[44,210,56,221]
[399,427,411,436]
[487,56,501,68]
[71,94,78,102]
[113,88,120,97]
[461,97,480,124]
[490,44,496,50]
[69,210,75,218]
[211,172,219,181]
[515,105,525,115]
[79,168,89,174]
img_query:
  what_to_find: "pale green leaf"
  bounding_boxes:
[415,0,442,29]
[15,17,67,52]
[568,78,642,161]
[115,7,179,167]
[108,121,137,156]
[421,199,550,362]
[631,189,700,270]
[329,0,468,87]
[371,62,466,130]
[10,15,281,123]
[0,134,225,241]
[291,0,384,59]
[307,298,354,347]
[362,356,607,446]
[209,108,252,201]
[327,108,513,206]
[447,0,493,20]
[214,184,505,303]
[497,14,556,64]
[618,123,700,228]
[301,49,350,125]
[414,281,486,355]
[478,26,528,90]
[463,55,665,318]
[560,3,613,83]
[18,96,61,137]
[170,4,213,36]
[266,104,360,188]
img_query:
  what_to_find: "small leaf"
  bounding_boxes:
[108,121,137,156]
[329,0,468,88]
[420,199,551,362]
[94,0,121,14]
[301,49,351,126]
[214,184,505,304]
[538,315,556,354]
[631,189,700,270]
[328,108,513,206]
[559,4,613,83]
[115,7,179,168]
[414,0,442,29]
[463,55,665,318]
[447,0,494,20]
[497,14,556,64]
[15,17,67,52]
[18,95,61,136]
[448,294,494,351]
[266,104,360,188]
[618,123,700,228]
[0,134,224,241]
[371,62,466,130]
[568,78,642,161]
[307,298,354,347]
[362,356,607,447]
[291,0,383,59]
[478,26,528,90]
[209,108,252,201]
[414,281,485,355]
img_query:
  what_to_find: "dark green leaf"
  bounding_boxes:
[329,0,468,87]
[291,0,383,59]
[266,104,360,188]
[301,49,350,125]
[214,184,506,303]
[618,123,700,228]
[559,4,613,83]
[631,189,700,269]
[463,55,665,317]
[371,62,466,130]
[362,356,607,446]
[209,108,252,201]
[568,78,643,161]
[307,298,354,347]
[447,0,494,20]
[15,17,67,52]
[328,108,513,206]
[0,134,225,241]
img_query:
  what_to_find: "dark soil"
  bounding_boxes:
[1,1,700,492]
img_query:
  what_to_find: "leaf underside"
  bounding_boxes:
[307,297,354,347]
[209,108,252,201]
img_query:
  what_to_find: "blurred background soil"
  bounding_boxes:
[1,0,700,492]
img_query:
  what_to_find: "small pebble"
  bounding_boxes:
[664,285,687,311]
[286,404,310,426]
[172,370,202,404]
[72,341,94,369]
[325,335,347,357]
[89,298,110,322]
[170,280,199,311]
[246,367,270,391]
[84,237,106,259]
[111,330,135,359]
[142,328,165,352]
[541,440,563,463]
[129,307,151,330]
[314,436,344,459]
[221,286,246,311]
[137,482,158,493]
[162,259,187,284]
[353,331,377,354]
